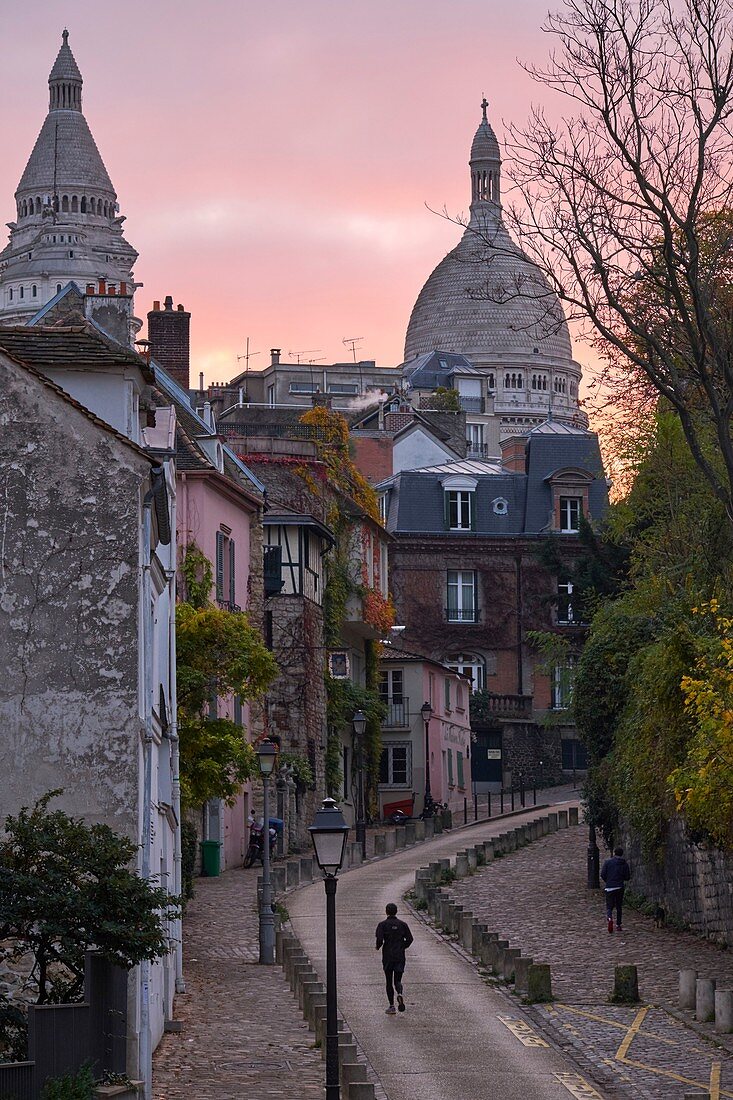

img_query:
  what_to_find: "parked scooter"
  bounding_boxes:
[243,818,277,868]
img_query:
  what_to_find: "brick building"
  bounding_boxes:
[379,421,609,786]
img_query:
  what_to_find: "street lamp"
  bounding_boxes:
[420,701,435,817]
[310,798,350,1100]
[255,738,278,965]
[587,819,600,889]
[352,709,367,860]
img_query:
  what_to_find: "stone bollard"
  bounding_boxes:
[424,816,435,839]
[272,865,287,894]
[405,822,417,845]
[300,856,314,882]
[467,847,478,871]
[455,851,469,877]
[300,978,322,1012]
[428,861,442,883]
[342,1062,368,1087]
[351,842,364,866]
[460,912,474,951]
[527,964,553,1003]
[679,969,698,1010]
[528,823,539,841]
[395,827,407,849]
[484,840,495,862]
[505,831,517,853]
[514,956,534,996]
[438,895,451,930]
[715,989,733,1033]
[558,810,568,829]
[374,834,387,856]
[426,886,439,918]
[306,991,328,1029]
[414,869,431,900]
[448,903,463,935]
[472,922,487,957]
[502,947,522,981]
[548,812,558,832]
[286,860,300,888]
[479,931,499,968]
[697,978,716,1023]
[540,817,549,836]
[348,1084,376,1100]
[385,830,396,854]
[569,807,579,826]
[414,819,426,842]
[612,966,640,1004]
[489,939,509,974]
[338,1042,358,1068]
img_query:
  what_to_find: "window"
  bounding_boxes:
[444,677,451,712]
[447,749,454,787]
[378,493,388,524]
[215,530,236,606]
[32,285,37,298]
[447,571,477,622]
[560,497,581,533]
[557,581,575,624]
[379,668,404,703]
[466,423,484,454]
[379,742,411,787]
[233,696,243,726]
[457,751,465,788]
[19,287,24,300]
[446,490,473,530]
[289,382,318,395]
[552,659,576,710]
[446,652,485,692]
[267,384,276,406]
[327,383,358,394]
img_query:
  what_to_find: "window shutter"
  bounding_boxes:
[229,539,236,604]
[470,491,477,530]
[215,532,224,599]
[444,491,450,530]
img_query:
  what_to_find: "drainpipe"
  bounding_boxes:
[515,554,524,695]
[168,480,185,994]
[139,472,161,1100]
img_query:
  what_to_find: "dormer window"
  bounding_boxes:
[560,497,581,532]
[442,474,478,532]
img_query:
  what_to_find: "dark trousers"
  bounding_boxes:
[383,962,405,1005]
[605,887,624,925]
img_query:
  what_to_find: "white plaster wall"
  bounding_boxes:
[393,429,456,473]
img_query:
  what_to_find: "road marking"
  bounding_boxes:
[497,1014,549,1047]
[622,1056,733,1097]
[559,1003,678,1047]
[615,1005,649,1060]
[712,1062,722,1100]
[554,1072,605,1098]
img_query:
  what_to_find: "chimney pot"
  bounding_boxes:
[153,300,161,311]
[177,304,184,312]
[270,348,281,366]
[199,371,204,391]
[98,278,106,294]
[164,295,173,311]
[120,281,127,295]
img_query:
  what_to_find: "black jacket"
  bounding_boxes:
[601,855,631,891]
[376,917,413,966]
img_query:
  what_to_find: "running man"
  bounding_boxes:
[376,902,414,1015]
[601,846,631,933]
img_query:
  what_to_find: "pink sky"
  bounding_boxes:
[0,1,597,386]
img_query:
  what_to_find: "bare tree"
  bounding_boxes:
[499,0,733,513]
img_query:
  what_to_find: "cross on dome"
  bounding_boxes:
[62,28,69,44]
[481,96,489,122]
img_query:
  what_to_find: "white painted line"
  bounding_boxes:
[497,1014,549,1047]
[554,1072,605,1098]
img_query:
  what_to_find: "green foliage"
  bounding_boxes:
[180,542,214,609]
[325,674,385,799]
[40,1064,95,1100]
[181,820,197,903]
[429,387,460,411]
[0,793,180,1010]
[0,992,27,1063]
[536,516,630,624]
[176,601,277,808]
[279,752,314,790]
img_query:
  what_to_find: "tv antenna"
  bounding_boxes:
[288,349,324,364]
[343,336,364,363]
[236,337,261,375]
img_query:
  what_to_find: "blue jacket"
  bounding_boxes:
[601,855,631,890]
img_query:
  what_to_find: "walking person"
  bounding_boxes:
[601,846,631,933]
[376,902,413,1014]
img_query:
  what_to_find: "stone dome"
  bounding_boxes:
[404,103,575,369]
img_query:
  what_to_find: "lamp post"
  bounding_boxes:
[420,700,435,817]
[352,708,367,861]
[587,820,600,889]
[255,738,278,964]
[310,797,350,1100]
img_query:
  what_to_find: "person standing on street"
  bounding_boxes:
[376,902,414,1014]
[601,846,631,933]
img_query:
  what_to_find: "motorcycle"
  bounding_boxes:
[243,819,277,868]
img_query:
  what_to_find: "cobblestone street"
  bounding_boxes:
[449,822,733,1097]
[152,866,324,1100]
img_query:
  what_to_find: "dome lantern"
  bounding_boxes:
[470,97,501,210]
[49,29,83,113]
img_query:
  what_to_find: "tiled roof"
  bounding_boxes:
[0,324,152,378]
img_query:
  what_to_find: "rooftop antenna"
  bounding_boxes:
[236,337,261,393]
[343,336,364,363]
[288,349,322,364]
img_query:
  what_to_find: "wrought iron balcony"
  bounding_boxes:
[381,698,410,729]
[445,607,481,624]
[459,395,485,413]
[216,598,242,613]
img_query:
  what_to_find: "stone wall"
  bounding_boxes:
[627,815,733,944]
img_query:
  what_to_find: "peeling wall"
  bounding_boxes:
[0,354,149,837]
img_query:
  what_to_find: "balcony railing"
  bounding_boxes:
[446,607,481,623]
[381,698,410,728]
[216,598,242,613]
[459,395,485,413]
[470,691,534,724]
[466,444,490,459]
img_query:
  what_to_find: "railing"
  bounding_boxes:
[445,607,481,623]
[218,422,328,441]
[216,598,242,612]
[470,692,534,723]
[381,699,410,728]
[466,444,490,459]
[459,395,485,413]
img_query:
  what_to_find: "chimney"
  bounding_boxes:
[199,371,204,392]
[270,348,281,366]
[147,295,191,390]
[500,436,528,473]
[98,278,106,295]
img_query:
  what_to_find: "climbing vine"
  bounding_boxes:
[180,542,214,609]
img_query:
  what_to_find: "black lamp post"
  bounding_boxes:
[420,700,435,817]
[587,820,600,889]
[309,797,350,1100]
[352,709,367,860]
[255,738,278,964]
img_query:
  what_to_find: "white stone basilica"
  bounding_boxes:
[0,32,139,331]
[404,101,587,435]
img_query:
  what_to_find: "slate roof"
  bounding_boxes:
[380,433,608,537]
[0,324,153,379]
[402,350,476,391]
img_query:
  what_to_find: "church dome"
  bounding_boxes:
[404,101,575,369]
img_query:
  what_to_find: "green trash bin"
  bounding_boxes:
[200,839,222,877]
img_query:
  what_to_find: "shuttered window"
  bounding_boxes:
[215,531,225,599]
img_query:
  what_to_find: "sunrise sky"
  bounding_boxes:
[0,0,594,386]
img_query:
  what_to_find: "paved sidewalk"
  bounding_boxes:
[152,866,324,1100]
[450,823,733,1098]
